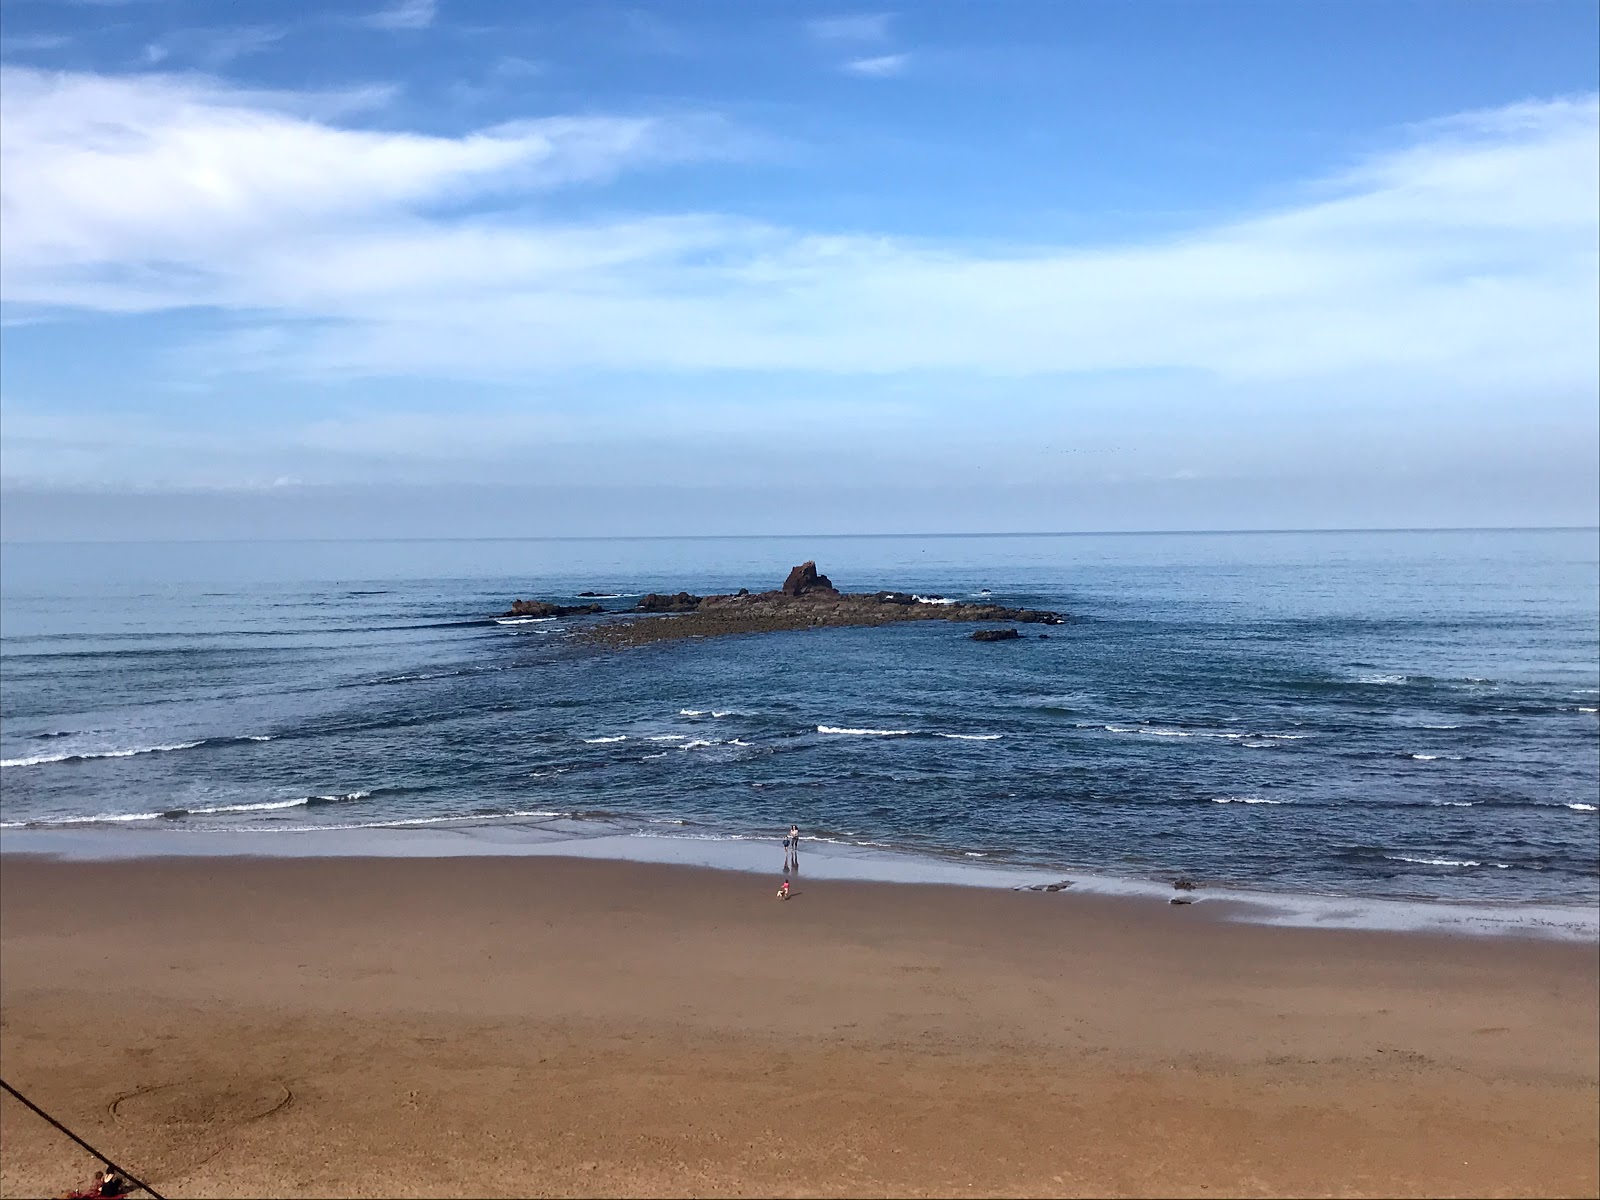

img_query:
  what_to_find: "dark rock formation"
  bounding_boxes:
[502,599,604,618]
[971,628,1021,642]
[568,562,1068,649]
[782,561,837,596]
[635,591,703,613]
[1170,897,1194,906]
[1173,877,1198,892]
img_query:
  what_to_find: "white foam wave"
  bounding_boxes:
[4,810,165,827]
[1356,674,1407,685]
[1568,803,1597,812]
[679,709,708,717]
[1386,854,1509,869]
[1417,723,1461,730]
[817,726,913,736]
[1102,725,1240,740]
[935,733,1003,741]
[1410,753,1464,761]
[186,798,311,816]
[583,735,627,744]
[912,595,957,605]
[1434,801,1474,807]
[247,809,572,834]
[681,739,718,750]
[647,734,686,742]
[244,735,275,742]
[495,616,557,625]
[1579,707,1598,714]
[1,740,204,768]
[1211,796,1287,804]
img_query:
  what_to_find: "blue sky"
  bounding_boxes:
[0,0,1596,538]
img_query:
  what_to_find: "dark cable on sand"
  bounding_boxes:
[0,1078,167,1200]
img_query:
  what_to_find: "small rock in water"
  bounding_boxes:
[971,628,1021,642]
[1173,876,1199,891]
[1170,897,1194,906]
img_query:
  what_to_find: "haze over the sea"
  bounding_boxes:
[1,0,1596,540]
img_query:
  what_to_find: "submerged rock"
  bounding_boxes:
[971,628,1021,642]
[502,599,604,618]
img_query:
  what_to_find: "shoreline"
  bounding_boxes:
[3,853,1595,1198]
[3,822,1597,942]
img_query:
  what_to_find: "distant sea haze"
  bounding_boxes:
[1,530,1596,921]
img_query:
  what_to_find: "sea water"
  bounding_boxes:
[2,530,1596,933]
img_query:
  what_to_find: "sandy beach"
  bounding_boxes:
[1,854,1595,1199]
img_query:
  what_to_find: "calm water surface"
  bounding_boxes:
[2,530,1596,907]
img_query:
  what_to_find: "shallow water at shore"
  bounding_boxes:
[2,529,1596,923]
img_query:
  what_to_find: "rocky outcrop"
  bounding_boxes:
[635,591,703,613]
[781,561,837,596]
[575,563,1068,648]
[502,599,604,618]
[971,628,1021,642]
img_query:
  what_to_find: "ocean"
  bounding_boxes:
[2,530,1596,932]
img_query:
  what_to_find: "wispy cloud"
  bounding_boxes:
[0,34,74,52]
[842,52,909,77]
[138,26,286,70]
[361,0,437,32]
[807,13,893,42]
[1,69,1594,406]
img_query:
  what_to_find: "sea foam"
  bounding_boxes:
[1,741,205,769]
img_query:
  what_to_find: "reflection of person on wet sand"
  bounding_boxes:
[784,824,800,873]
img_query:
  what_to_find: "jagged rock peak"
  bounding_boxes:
[781,561,837,596]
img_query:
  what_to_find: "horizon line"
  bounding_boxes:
[2,525,1596,547]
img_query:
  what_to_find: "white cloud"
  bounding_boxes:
[842,53,908,77]
[0,69,1594,404]
[141,25,286,70]
[0,68,722,309]
[0,34,74,52]
[807,13,893,42]
[361,0,436,32]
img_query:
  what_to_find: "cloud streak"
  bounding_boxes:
[807,13,893,42]
[361,0,437,32]
[842,52,909,77]
[1,69,1594,401]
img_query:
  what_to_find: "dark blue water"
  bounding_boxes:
[2,531,1596,905]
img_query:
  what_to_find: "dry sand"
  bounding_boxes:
[1,854,1595,1198]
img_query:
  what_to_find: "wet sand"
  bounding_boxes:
[1,854,1595,1198]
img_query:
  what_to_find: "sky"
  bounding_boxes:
[0,0,1596,540]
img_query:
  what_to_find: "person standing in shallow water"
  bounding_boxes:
[784,825,800,873]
